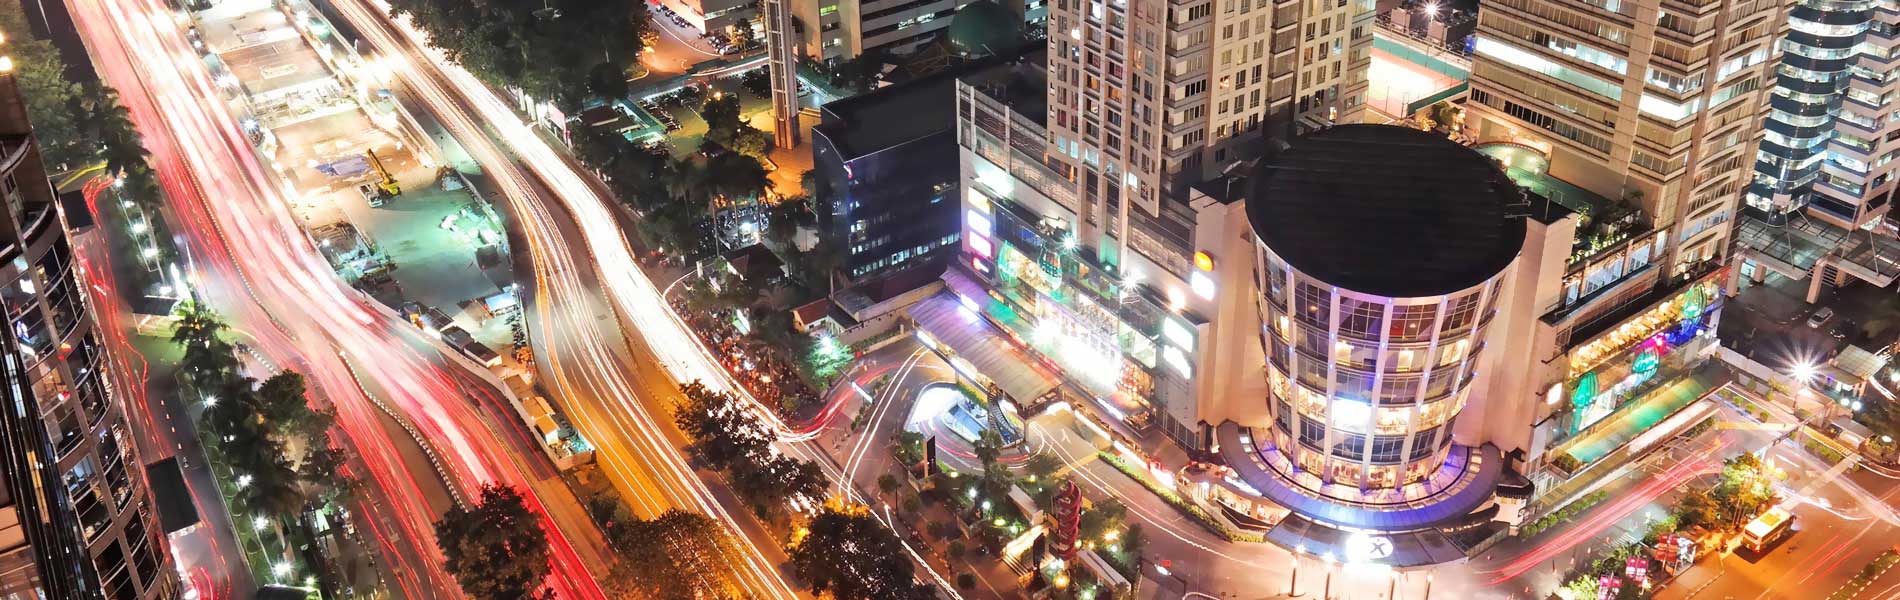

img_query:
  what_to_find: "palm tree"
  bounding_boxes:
[659,157,707,205]
[85,85,147,176]
[172,302,240,383]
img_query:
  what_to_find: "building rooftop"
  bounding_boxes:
[1247,125,1529,298]
[813,45,1044,162]
[959,46,1049,125]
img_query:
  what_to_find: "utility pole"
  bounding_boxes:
[763,0,800,148]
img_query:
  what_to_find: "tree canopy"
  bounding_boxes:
[606,508,746,599]
[386,0,648,109]
[674,381,827,519]
[436,484,553,599]
[789,503,933,600]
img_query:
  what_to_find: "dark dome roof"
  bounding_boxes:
[949,1,1020,57]
[1247,125,1529,298]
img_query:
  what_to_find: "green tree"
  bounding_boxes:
[254,371,333,441]
[789,504,933,600]
[700,93,742,132]
[608,509,744,600]
[674,381,771,469]
[85,85,146,176]
[1025,453,1063,483]
[386,0,648,109]
[0,2,89,170]
[172,302,239,384]
[436,484,552,599]
[705,152,772,204]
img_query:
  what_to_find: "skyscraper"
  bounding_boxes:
[0,46,178,600]
[1748,0,1886,226]
[1464,0,1783,273]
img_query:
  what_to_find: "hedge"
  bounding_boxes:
[1098,451,1264,543]
[1521,489,1611,538]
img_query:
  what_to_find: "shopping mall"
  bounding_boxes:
[955,122,1727,563]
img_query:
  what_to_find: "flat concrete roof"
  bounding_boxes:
[1248,125,1528,298]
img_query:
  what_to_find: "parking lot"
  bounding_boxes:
[1723,269,1900,370]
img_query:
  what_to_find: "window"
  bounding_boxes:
[1299,416,1328,448]
[1438,338,1470,366]
[1331,431,1366,460]
[1379,376,1420,404]
[1410,427,1440,459]
[1294,281,1331,326]
[1337,296,1383,340]
[1388,303,1437,342]
[1439,293,1481,334]
[1370,435,1406,463]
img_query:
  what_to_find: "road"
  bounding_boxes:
[324,0,977,596]
[68,0,616,597]
[323,0,813,596]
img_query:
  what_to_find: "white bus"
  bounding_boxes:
[1742,507,1794,553]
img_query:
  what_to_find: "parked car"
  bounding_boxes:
[1808,306,1836,328]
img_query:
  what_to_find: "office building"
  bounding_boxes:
[955,48,1260,450]
[1205,126,1721,553]
[1463,0,1782,274]
[1748,0,1887,225]
[1726,0,1900,302]
[958,117,1729,561]
[662,0,760,37]
[947,0,1388,451]
[790,0,1041,63]
[0,49,178,600]
[812,49,1044,281]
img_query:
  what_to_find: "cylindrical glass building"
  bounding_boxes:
[1248,125,1525,492]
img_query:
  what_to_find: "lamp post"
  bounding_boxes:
[1323,554,1338,600]
[1424,572,1435,600]
[1290,545,1305,597]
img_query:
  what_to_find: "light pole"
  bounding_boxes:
[1424,572,1434,600]
[1290,545,1305,597]
[1323,554,1338,600]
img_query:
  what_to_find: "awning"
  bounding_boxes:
[908,293,1058,403]
[1215,422,1503,532]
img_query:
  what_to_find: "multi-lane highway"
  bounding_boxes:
[322,0,812,596]
[67,0,616,597]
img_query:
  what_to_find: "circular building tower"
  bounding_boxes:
[1248,125,1525,501]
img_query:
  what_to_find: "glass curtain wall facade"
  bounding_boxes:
[0,71,175,599]
[1255,246,1504,489]
[1749,0,1886,223]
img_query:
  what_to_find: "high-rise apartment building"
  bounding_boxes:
[1749,0,1892,226]
[1724,0,1900,302]
[789,0,1042,63]
[1045,0,1373,234]
[0,50,177,600]
[1464,0,1783,274]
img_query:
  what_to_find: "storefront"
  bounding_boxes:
[967,196,1173,427]
[1560,279,1721,435]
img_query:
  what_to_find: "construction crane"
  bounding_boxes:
[367,149,401,197]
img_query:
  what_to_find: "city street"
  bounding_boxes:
[70,0,618,597]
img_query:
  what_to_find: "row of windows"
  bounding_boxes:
[1276,407,1450,463]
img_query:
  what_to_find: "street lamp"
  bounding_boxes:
[1323,553,1338,600]
[1792,361,1817,387]
[1290,545,1305,597]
